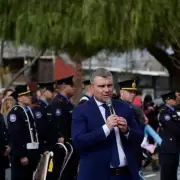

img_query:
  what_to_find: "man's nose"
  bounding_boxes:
[104,86,109,92]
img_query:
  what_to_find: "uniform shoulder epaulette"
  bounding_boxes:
[11,105,26,112]
[11,106,19,111]
[159,108,166,113]
[33,104,41,108]
[55,97,64,103]
[129,104,133,109]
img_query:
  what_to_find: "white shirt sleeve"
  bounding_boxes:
[102,124,111,137]
[124,132,129,139]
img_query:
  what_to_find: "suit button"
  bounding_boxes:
[170,138,173,141]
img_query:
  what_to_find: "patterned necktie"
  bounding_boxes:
[102,104,120,168]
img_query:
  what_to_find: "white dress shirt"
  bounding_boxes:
[94,98,127,167]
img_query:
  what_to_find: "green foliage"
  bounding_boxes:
[1,0,180,54]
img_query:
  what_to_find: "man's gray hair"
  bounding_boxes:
[90,68,113,84]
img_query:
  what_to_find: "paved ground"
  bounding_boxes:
[142,167,160,180]
[5,167,160,180]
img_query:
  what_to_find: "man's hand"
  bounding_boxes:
[43,151,49,156]
[20,157,29,166]
[148,106,154,111]
[117,117,128,133]
[4,145,11,156]
[106,115,118,130]
[58,137,64,144]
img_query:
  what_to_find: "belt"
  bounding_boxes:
[110,165,129,176]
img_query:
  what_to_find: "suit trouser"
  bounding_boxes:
[11,150,40,180]
[177,155,180,180]
[110,173,132,180]
[0,168,5,180]
[160,154,179,180]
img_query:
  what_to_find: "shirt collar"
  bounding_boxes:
[40,98,48,106]
[84,94,92,99]
[59,93,70,102]
[94,97,104,107]
[166,104,175,111]
[24,106,29,112]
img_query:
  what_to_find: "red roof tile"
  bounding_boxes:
[54,57,76,80]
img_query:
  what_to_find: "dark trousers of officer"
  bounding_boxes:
[159,154,179,180]
[61,150,79,180]
[0,168,5,180]
[11,150,40,180]
[0,156,9,180]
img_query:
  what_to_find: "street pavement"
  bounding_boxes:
[142,167,160,180]
[6,167,160,180]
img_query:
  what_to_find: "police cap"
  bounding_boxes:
[37,82,54,92]
[11,85,30,99]
[161,92,177,101]
[83,79,91,86]
[56,76,74,85]
[117,80,137,91]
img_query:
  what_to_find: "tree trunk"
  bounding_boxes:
[6,49,45,89]
[148,46,180,89]
[71,52,85,105]
[0,40,5,87]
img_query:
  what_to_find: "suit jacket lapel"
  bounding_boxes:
[89,98,106,126]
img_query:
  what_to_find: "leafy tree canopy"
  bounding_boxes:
[1,0,180,54]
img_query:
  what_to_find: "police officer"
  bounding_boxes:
[33,82,63,153]
[158,92,180,180]
[33,82,64,180]
[116,80,144,170]
[79,80,93,104]
[51,76,78,180]
[8,85,40,180]
[0,113,10,180]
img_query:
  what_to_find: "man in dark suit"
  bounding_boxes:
[116,80,144,171]
[72,68,143,180]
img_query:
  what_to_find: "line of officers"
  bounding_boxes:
[0,75,80,180]
[2,74,180,180]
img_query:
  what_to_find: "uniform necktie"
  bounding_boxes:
[102,104,120,168]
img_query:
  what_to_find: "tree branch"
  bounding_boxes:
[147,46,176,73]
[6,49,46,89]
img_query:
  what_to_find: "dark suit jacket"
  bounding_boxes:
[72,98,143,180]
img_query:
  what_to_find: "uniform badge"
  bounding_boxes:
[56,109,61,116]
[132,81,136,88]
[35,112,42,119]
[10,114,16,122]
[129,104,133,109]
[164,114,171,121]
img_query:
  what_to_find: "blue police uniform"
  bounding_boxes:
[8,85,40,180]
[0,114,9,180]
[158,92,180,180]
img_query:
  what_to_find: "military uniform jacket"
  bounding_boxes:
[51,93,74,142]
[7,105,38,159]
[79,95,91,105]
[158,105,180,154]
[33,100,60,153]
[0,114,8,154]
[0,113,9,169]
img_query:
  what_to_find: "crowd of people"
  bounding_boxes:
[0,68,180,180]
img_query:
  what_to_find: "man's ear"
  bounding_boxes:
[17,96,21,102]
